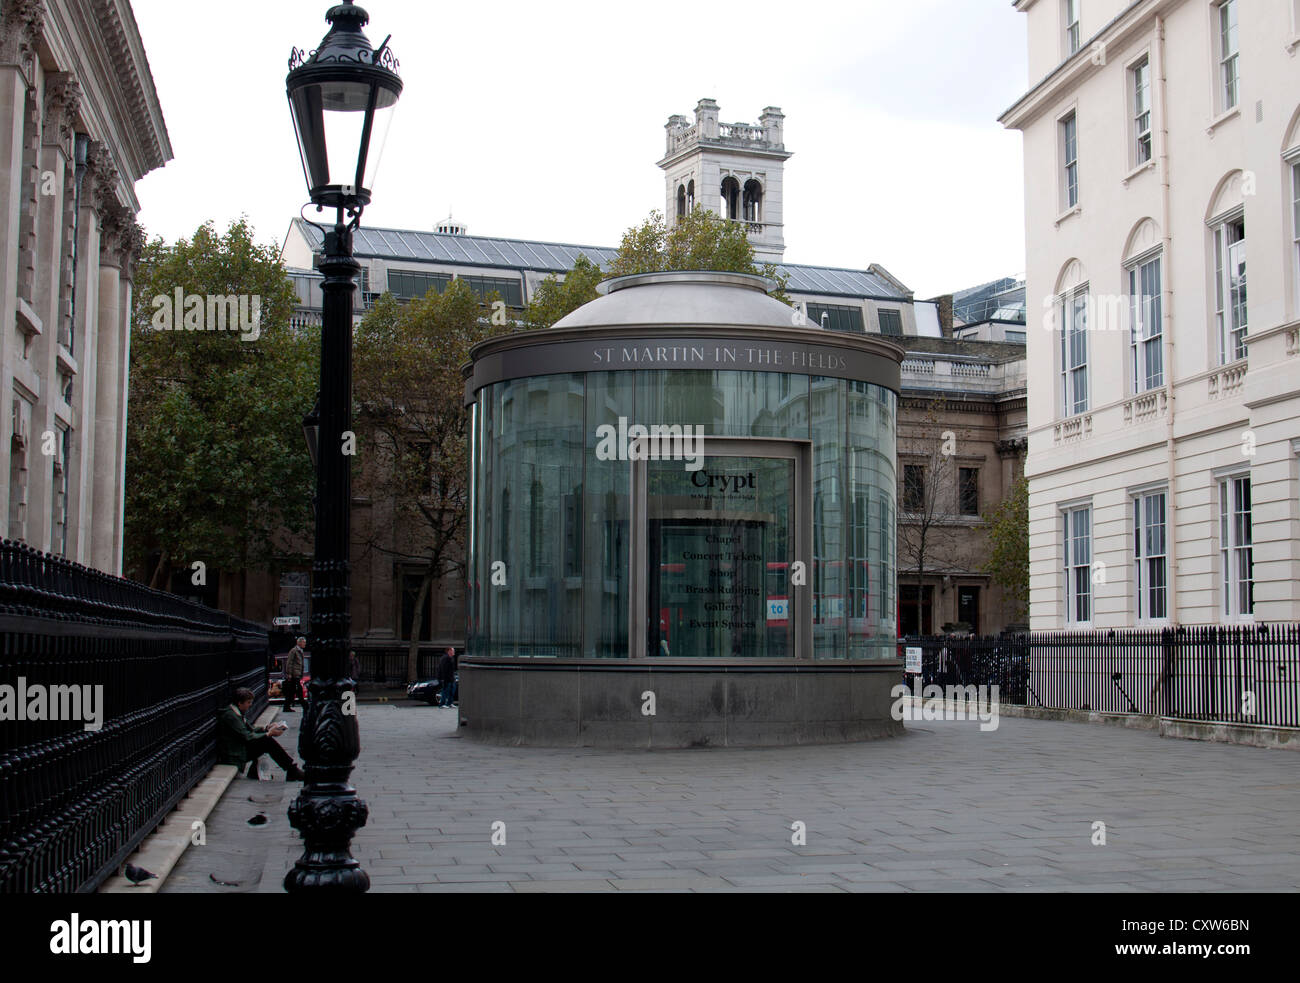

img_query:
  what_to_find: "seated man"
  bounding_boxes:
[217,687,305,781]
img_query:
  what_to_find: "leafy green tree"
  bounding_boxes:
[608,208,789,297]
[523,253,603,330]
[524,209,790,329]
[125,219,316,590]
[353,279,507,682]
[983,473,1029,623]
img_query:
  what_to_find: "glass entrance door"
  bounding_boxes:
[630,439,811,659]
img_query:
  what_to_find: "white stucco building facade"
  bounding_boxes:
[1002,0,1300,629]
[0,0,170,574]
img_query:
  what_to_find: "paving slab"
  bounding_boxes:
[161,701,1300,893]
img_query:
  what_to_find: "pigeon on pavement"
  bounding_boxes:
[123,864,157,886]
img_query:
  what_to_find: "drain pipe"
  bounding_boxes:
[1155,14,1178,627]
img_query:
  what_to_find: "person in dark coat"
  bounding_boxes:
[283,636,307,712]
[217,688,304,780]
[437,647,456,708]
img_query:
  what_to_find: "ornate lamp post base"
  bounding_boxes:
[282,231,369,894]
[285,775,370,892]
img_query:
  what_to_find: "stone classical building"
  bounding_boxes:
[1001,0,1300,629]
[659,98,792,264]
[1,0,169,574]
[897,279,1028,636]
[272,101,1028,665]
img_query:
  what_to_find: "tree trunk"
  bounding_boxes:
[149,548,170,591]
[406,569,434,684]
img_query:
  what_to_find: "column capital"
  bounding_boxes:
[41,71,80,151]
[120,218,145,282]
[0,0,45,79]
[98,200,141,274]
[85,140,122,219]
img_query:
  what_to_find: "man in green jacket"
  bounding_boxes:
[217,687,305,780]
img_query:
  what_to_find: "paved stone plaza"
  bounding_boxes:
[162,703,1300,893]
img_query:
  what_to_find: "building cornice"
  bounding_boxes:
[87,0,171,177]
[656,142,793,171]
[900,393,1004,412]
[1000,0,1180,131]
[39,0,172,210]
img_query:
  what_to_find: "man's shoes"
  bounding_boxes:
[282,707,295,712]
[287,765,306,782]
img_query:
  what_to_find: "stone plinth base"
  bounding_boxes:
[458,659,904,748]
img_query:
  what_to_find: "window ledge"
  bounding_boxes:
[1207,360,1248,400]
[1053,413,1093,444]
[1054,204,1082,228]
[16,297,42,338]
[1122,159,1156,186]
[1122,388,1168,425]
[56,343,78,377]
[1205,106,1240,137]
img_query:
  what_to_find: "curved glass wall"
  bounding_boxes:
[467,369,897,660]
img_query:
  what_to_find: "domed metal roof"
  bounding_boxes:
[463,269,905,405]
[553,270,799,331]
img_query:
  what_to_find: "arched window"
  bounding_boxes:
[1123,219,1163,394]
[1054,260,1089,417]
[676,184,686,219]
[720,177,741,221]
[1206,171,1247,365]
[1284,107,1300,319]
[743,179,763,226]
[686,180,695,213]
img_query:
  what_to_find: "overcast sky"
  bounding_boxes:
[130,0,1027,299]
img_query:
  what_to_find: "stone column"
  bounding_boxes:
[0,0,45,535]
[109,221,141,574]
[66,140,111,565]
[90,199,130,573]
[35,71,79,555]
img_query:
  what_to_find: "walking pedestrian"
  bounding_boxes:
[284,636,307,712]
[437,647,456,708]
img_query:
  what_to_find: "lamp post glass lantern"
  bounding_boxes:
[284,0,401,894]
[287,0,402,213]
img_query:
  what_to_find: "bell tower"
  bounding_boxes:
[657,99,792,264]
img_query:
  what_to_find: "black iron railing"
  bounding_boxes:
[356,649,432,685]
[902,624,1299,728]
[0,540,269,893]
[901,634,1029,705]
[353,647,466,686]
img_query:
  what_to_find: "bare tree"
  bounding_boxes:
[897,397,973,633]
[353,281,507,683]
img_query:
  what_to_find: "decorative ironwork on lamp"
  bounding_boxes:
[283,0,401,894]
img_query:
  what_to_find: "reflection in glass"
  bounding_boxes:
[468,369,897,660]
[647,456,793,658]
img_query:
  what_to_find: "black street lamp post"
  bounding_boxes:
[284,0,401,893]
